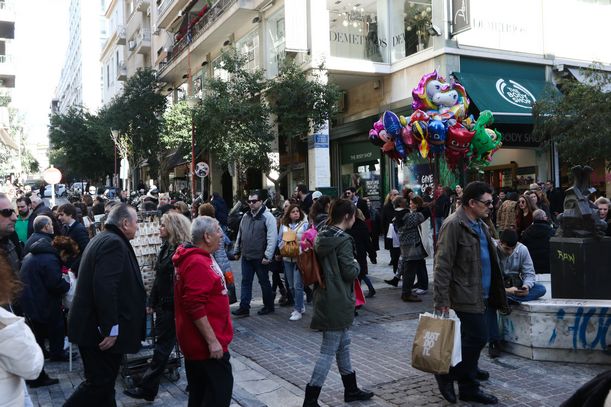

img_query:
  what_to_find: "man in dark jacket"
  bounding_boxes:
[65,204,146,406]
[520,209,555,274]
[27,194,58,238]
[546,180,565,222]
[210,192,229,230]
[57,203,90,274]
[433,181,509,405]
[20,215,69,386]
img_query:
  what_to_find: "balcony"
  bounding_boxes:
[136,29,151,54]
[157,0,187,30]
[116,62,127,81]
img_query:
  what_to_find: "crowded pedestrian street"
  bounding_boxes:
[26,250,608,407]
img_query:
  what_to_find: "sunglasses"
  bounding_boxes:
[247,199,260,204]
[476,199,493,207]
[0,208,15,217]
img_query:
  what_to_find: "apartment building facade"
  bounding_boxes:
[56,0,107,114]
[0,0,19,176]
[146,0,610,202]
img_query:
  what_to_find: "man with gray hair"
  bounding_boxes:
[65,203,146,406]
[173,216,234,406]
[24,215,54,254]
[27,193,57,238]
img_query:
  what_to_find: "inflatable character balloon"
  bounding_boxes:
[426,120,447,155]
[469,110,502,164]
[445,123,474,169]
[411,70,469,121]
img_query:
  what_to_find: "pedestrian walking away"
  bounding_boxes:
[304,199,374,406]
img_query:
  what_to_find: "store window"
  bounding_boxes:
[340,142,382,199]
[389,0,433,62]
[327,0,389,63]
[236,29,260,73]
[266,9,285,78]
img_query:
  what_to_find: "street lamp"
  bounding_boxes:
[110,129,119,188]
[185,97,198,204]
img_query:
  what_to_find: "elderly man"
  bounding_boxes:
[27,194,56,238]
[64,204,146,406]
[173,216,234,406]
[434,181,509,405]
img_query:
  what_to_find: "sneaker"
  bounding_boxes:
[289,311,302,321]
[300,306,306,313]
[414,289,428,295]
[231,307,250,317]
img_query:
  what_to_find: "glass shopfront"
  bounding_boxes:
[340,142,382,200]
[327,0,434,64]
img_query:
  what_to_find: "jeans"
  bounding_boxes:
[63,346,122,407]
[439,311,487,395]
[506,283,546,303]
[434,217,445,246]
[485,304,501,342]
[239,258,274,310]
[283,261,304,312]
[185,353,233,407]
[309,329,353,387]
[400,258,427,295]
[138,309,176,396]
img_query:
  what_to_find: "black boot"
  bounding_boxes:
[26,369,59,388]
[303,384,321,407]
[384,276,400,287]
[341,372,374,402]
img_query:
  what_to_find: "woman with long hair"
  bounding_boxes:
[278,204,309,321]
[308,196,331,230]
[394,196,430,302]
[346,209,376,298]
[0,250,43,406]
[516,194,536,237]
[304,199,373,406]
[124,211,191,402]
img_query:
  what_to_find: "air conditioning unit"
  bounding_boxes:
[129,40,136,50]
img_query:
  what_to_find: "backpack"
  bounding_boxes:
[279,222,303,258]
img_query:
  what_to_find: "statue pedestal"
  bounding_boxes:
[550,237,611,300]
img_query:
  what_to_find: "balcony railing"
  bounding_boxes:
[158,0,237,75]
[157,0,172,19]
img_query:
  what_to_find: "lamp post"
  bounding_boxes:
[110,129,119,188]
[186,97,198,204]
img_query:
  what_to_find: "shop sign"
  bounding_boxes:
[451,0,471,36]
[308,133,329,149]
[341,142,380,164]
[496,79,537,109]
[495,124,543,147]
[403,163,434,196]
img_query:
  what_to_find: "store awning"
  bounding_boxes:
[453,72,557,124]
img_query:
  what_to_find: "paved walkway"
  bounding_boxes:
[30,249,608,406]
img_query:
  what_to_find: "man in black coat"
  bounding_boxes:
[27,194,59,238]
[520,209,555,274]
[64,204,146,406]
[210,192,229,230]
[57,203,90,274]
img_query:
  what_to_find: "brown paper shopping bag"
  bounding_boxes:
[411,313,455,374]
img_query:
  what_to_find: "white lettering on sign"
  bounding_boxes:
[350,152,373,161]
[423,331,440,356]
[329,31,388,48]
[496,79,536,109]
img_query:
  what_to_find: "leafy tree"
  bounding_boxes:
[100,68,167,183]
[49,107,114,182]
[533,68,611,169]
[194,49,274,180]
[159,100,192,190]
[268,59,341,140]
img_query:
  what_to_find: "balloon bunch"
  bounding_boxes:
[368,70,502,170]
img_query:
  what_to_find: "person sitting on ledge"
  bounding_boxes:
[487,229,546,358]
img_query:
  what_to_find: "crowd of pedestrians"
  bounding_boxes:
[0,175,608,406]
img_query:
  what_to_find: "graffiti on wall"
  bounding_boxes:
[548,307,611,350]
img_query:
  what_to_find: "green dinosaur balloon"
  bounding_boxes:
[468,110,502,164]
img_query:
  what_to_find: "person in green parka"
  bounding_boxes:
[303,199,374,407]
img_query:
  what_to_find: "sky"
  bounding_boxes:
[13,0,69,147]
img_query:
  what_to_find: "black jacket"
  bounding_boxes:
[68,224,146,353]
[211,195,229,227]
[148,241,177,311]
[520,220,555,274]
[19,236,69,323]
[346,218,374,278]
[64,221,90,274]
[27,202,60,238]
[24,232,52,254]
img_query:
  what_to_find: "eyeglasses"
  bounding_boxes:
[476,199,494,207]
[247,199,260,204]
[0,208,15,217]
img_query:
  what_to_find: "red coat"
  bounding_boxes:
[173,245,233,360]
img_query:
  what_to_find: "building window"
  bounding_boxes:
[212,56,230,82]
[327,0,389,63]
[236,29,260,73]
[390,0,433,62]
[266,9,285,78]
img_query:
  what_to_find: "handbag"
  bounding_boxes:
[411,312,461,374]
[297,246,325,288]
[224,271,237,304]
[62,270,77,309]
[354,279,365,306]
